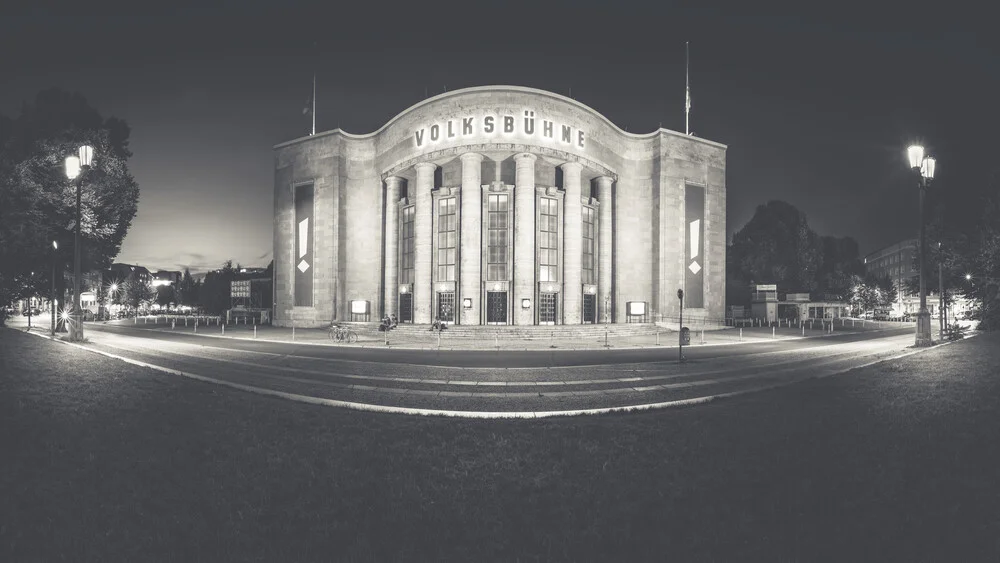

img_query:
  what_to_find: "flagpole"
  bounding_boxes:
[311,72,316,136]
[685,41,691,136]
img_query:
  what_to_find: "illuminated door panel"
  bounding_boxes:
[539,293,557,325]
[399,293,413,323]
[486,292,507,325]
[583,294,596,324]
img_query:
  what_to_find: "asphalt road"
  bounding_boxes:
[49,322,923,414]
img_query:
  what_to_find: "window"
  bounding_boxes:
[401,205,415,284]
[437,197,457,281]
[582,206,595,284]
[487,194,508,280]
[538,197,558,282]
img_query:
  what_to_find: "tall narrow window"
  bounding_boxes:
[582,206,595,284]
[437,197,457,281]
[487,193,509,281]
[401,206,415,284]
[538,197,558,282]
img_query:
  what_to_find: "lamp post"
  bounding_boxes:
[938,242,946,335]
[51,240,58,336]
[907,145,936,346]
[65,145,94,342]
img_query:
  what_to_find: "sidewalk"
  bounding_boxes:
[79,316,915,351]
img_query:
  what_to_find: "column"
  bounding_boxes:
[514,153,537,325]
[383,176,403,318]
[460,153,483,325]
[414,162,436,324]
[596,175,614,323]
[561,161,583,324]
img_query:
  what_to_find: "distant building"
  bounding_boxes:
[864,239,917,291]
[152,270,182,287]
[108,263,152,285]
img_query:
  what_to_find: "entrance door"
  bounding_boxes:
[437,291,455,323]
[583,294,596,324]
[486,291,507,325]
[399,293,413,323]
[539,293,557,325]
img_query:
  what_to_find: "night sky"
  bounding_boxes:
[3,5,997,274]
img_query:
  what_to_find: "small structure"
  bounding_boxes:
[748,284,848,323]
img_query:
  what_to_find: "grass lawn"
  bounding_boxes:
[2,328,999,562]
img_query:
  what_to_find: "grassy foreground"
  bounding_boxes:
[2,328,999,562]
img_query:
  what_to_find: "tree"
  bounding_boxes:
[728,201,822,296]
[0,89,139,309]
[199,260,236,315]
[177,268,200,307]
[122,279,156,313]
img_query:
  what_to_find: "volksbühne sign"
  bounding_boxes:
[414,110,586,149]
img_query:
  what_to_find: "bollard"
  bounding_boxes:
[194,320,198,333]
[437,329,441,349]
[656,331,659,346]
[852,319,855,327]
[495,331,499,350]
[605,327,610,348]
[801,325,805,336]
[701,329,705,345]
[292,326,295,341]
[185,317,188,327]
[772,326,776,339]
[739,327,743,342]
[254,325,257,339]
[171,319,175,330]
[222,324,225,335]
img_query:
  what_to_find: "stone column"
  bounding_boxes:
[596,175,614,323]
[514,153,537,325]
[561,161,583,324]
[414,162,436,324]
[460,153,483,325]
[383,176,403,318]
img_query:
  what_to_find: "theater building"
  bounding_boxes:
[273,86,726,327]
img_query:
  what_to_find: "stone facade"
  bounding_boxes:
[273,86,727,327]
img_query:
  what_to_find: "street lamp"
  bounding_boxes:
[51,240,58,336]
[65,145,94,341]
[907,144,936,346]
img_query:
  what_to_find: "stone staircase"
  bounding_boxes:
[342,322,665,340]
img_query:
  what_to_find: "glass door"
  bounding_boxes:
[486,291,507,325]
[539,293,557,325]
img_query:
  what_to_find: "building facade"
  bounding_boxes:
[865,239,917,292]
[273,86,727,327]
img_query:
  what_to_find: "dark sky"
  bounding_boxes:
[3,4,997,274]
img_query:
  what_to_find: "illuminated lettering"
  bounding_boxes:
[410,110,587,150]
[523,110,535,135]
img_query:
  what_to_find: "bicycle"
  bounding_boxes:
[328,324,358,343]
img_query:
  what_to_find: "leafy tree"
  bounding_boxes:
[122,279,156,313]
[728,201,822,295]
[199,260,236,315]
[0,89,139,309]
[156,284,178,308]
[177,268,200,307]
